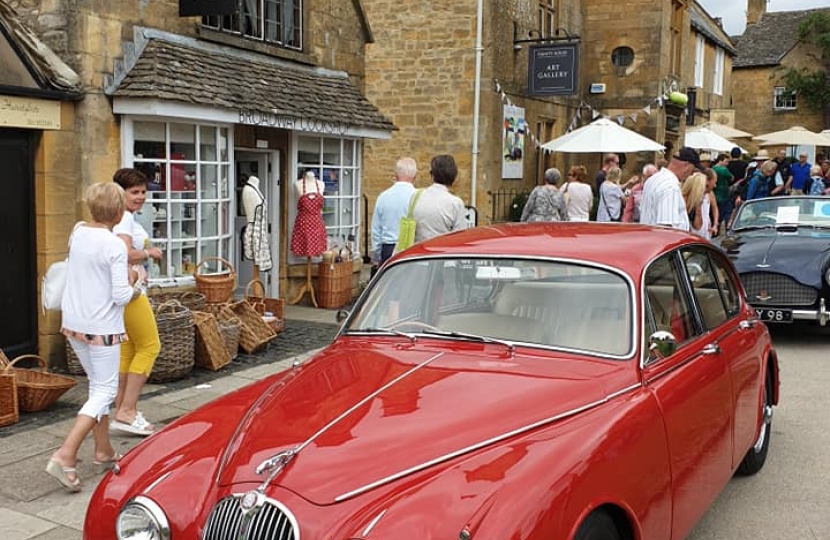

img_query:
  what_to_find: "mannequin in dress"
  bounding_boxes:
[289,171,328,306]
[241,176,272,276]
[294,170,325,198]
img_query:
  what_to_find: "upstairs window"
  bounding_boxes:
[713,49,724,95]
[694,35,705,88]
[203,0,302,49]
[773,87,797,110]
[538,0,558,37]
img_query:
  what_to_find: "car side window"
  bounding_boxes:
[644,252,699,345]
[682,249,729,329]
[710,253,742,318]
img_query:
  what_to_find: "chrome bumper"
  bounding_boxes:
[792,298,829,326]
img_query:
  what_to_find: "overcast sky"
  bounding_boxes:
[697,0,829,36]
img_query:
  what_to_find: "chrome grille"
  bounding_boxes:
[740,272,817,306]
[203,493,299,540]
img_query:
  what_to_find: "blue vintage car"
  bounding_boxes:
[717,196,830,325]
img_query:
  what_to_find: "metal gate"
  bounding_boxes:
[0,130,37,355]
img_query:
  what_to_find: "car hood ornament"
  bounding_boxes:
[756,289,772,302]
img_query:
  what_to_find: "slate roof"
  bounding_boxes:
[733,8,830,68]
[690,2,736,55]
[110,37,396,132]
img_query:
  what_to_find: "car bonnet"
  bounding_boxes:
[214,342,621,504]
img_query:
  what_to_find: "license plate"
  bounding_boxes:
[755,308,793,323]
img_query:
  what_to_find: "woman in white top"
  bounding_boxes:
[110,168,164,436]
[563,165,594,222]
[596,166,627,222]
[46,183,136,492]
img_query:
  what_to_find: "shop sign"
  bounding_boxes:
[238,110,348,135]
[0,95,61,130]
[527,43,579,97]
[179,0,237,16]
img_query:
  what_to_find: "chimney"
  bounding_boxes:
[746,0,767,26]
[714,17,723,28]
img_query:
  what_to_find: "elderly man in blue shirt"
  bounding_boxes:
[370,157,417,269]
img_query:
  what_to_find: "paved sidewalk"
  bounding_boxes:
[0,304,342,540]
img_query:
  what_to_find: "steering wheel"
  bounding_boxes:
[753,213,778,226]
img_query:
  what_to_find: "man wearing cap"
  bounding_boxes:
[640,146,702,231]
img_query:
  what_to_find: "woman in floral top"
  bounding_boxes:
[520,168,569,222]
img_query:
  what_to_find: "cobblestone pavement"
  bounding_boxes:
[1,319,339,438]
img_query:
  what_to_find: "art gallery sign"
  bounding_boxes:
[527,43,579,97]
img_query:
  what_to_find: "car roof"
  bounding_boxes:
[396,222,705,274]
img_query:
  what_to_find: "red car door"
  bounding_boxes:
[642,251,734,540]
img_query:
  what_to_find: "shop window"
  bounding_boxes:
[130,120,234,282]
[202,0,302,49]
[773,87,797,110]
[611,46,634,68]
[295,135,361,258]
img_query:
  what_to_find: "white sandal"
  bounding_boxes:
[110,412,154,436]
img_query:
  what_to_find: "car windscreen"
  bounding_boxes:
[733,197,830,231]
[346,258,634,357]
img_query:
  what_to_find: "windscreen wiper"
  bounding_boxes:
[350,327,417,343]
[422,329,516,354]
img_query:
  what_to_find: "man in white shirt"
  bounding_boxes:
[411,154,468,243]
[370,157,417,266]
[640,146,702,231]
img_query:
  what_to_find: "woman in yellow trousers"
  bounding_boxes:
[110,168,163,436]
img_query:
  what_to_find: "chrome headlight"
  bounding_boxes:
[117,496,170,540]
[825,267,830,285]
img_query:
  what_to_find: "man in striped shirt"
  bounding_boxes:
[640,147,702,231]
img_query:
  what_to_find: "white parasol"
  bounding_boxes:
[702,122,753,139]
[684,126,744,153]
[540,118,665,153]
[753,126,830,147]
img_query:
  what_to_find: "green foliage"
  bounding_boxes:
[780,12,830,113]
[509,192,528,222]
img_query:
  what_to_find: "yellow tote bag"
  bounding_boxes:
[395,189,424,253]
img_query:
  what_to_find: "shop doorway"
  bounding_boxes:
[0,130,37,355]
[235,150,280,297]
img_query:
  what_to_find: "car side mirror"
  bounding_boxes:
[336,309,350,323]
[648,330,677,361]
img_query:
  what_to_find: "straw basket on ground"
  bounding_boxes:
[0,352,77,412]
[147,288,206,312]
[194,257,236,304]
[229,300,277,354]
[317,246,353,309]
[0,364,18,427]
[149,300,195,383]
[193,311,232,371]
[244,279,285,334]
[202,304,242,360]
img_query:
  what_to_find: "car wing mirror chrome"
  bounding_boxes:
[336,309,350,323]
[648,330,677,362]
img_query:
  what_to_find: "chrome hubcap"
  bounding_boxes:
[753,404,773,453]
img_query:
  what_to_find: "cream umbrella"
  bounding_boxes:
[702,122,753,139]
[684,127,744,152]
[753,126,830,147]
[540,118,665,153]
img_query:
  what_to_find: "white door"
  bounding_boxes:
[235,150,280,297]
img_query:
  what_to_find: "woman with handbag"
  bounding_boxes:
[110,168,163,436]
[46,183,137,491]
[596,166,627,222]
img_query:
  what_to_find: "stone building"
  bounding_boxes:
[1,0,393,364]
[360,0,735,224]
[731,1,830,147]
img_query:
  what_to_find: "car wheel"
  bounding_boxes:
[574,510,621,540]
[736,370,773,476]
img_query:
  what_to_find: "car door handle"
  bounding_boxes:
[739,319,756,330]
[702,343,721,355]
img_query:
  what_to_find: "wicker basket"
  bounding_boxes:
[244,280,285,333]
[194,257,236,303]
[317,255,353,309]
[65,338,85,375]
[149,300,195,383]
[202,304,242,360]
[0,364,18,427]
[0,353,77,412]
[147,287,206,312]
[193,311,232,371]
[229,300,277,354]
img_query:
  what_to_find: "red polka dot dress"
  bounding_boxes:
[290,183,328,257]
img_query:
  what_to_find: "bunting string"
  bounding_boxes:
[493,79,676,151]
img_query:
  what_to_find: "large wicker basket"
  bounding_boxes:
[193,311,231,371]
[147,288,206,312]
[229,300,277,354]
[202,304,242,360]
[194,257,236,303]
[0,352,77,412]
[0,363,18,427]
[149,300,195,383]
[245,280,285,333]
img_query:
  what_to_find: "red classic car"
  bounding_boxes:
[86,223,779,540]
